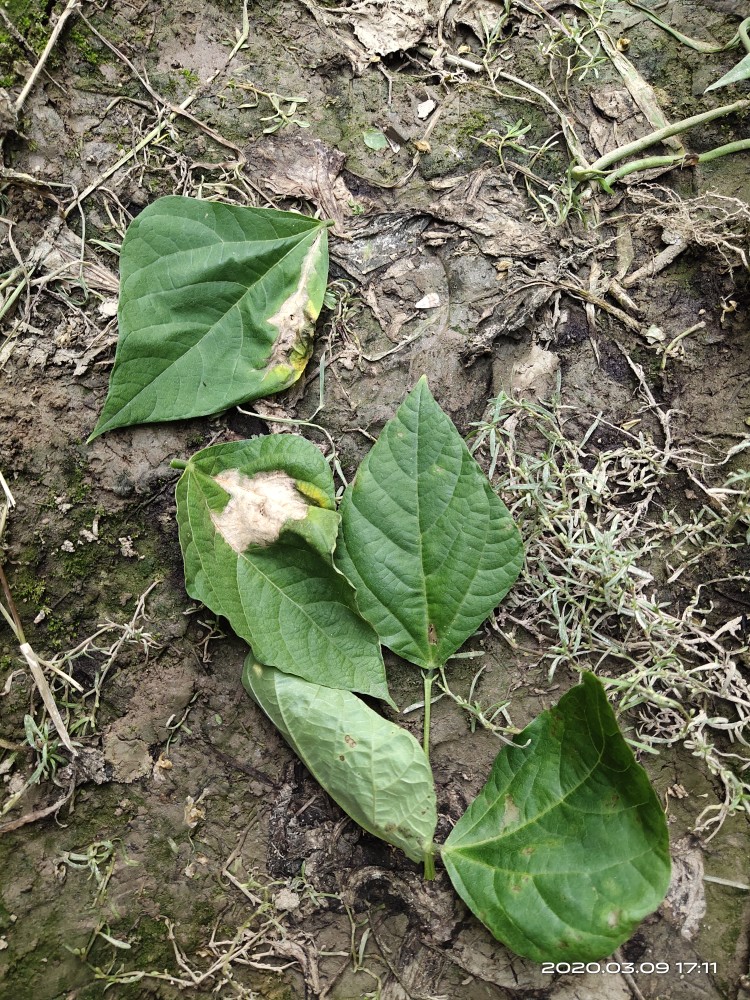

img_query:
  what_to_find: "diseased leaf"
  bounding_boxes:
[90,196,329,439]
[336,376,523,668]
[175,435,391,702]
[441,673,671,963]
[243,656,437,863]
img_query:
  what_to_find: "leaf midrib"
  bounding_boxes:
[123,209,322,281]
[447,844,658,877]
[124,228,320,338]
[413,387,434,665]
[122,230,320,300]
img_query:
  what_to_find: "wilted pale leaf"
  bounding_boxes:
[244,656,436,862]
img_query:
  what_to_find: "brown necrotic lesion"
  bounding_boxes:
[266,233,325,366]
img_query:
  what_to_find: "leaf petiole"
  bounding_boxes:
[422,668,436,759]
[423,843,436,881]
[421,667,438,882]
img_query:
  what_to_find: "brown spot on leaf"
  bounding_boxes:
[501,794,520,828]
[344,735,357,748]
[428,623,437,644]
[211,469,308,552]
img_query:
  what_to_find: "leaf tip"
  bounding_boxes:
[382,691,399,712]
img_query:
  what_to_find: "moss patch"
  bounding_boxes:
[0,0,49,84]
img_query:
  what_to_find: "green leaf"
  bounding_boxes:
[705,16,750,92]
[705,50,750,93]
[89,196,329,440]
[441,673,671,963]
[335,376,523,669]
[363,128,388,150]
[175,435,391,702]
[243,656,437,863]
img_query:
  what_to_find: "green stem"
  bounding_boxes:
[626,2,748,54]
[570,98,749,181]
[423,843,436,881]
[422,668,436,759]
[599,138,750,191]
[422,667,437,882]
[170,459,189,470]
[0,277,28,325]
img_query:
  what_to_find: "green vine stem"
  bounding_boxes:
[626,3,749,56]
[422,668,436,759]
[598,138,750,192]
[423,843,436,881]
[570,98,749,182]
[421,667,438,880]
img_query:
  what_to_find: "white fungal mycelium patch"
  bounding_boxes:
[211,469,309,551]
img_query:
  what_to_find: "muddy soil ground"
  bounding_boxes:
[1,1,749,998]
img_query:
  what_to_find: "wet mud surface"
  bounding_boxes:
[1,1,750,998]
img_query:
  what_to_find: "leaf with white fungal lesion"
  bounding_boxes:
[89,196,330,440]
[265,230,326,365]
[174,435,393,703]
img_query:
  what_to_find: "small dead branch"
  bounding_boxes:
[13,0,80,116]
[515,278,644,333]
[622,239,686,289]
[0,779,74,836]
[0,8,65,96]
[65,2,252,216]
[77,13,247,162]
